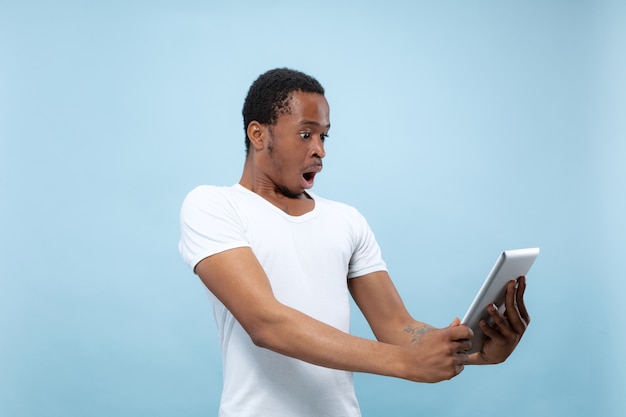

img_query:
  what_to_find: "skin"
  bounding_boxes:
[240,92,329,215]
[194,91,530,383]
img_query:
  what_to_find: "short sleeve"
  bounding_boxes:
[178,186,250,271]
[347,209,387,279]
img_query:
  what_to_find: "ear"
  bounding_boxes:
[246,121,266,151]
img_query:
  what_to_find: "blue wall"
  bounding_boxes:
[1,1,624,416]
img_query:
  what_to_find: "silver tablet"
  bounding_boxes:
[461,247,539,354]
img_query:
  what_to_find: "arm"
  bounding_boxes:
[348,272,530,367]
[348,270,471,350]
[195,247,472,383]
[348,270,437,346]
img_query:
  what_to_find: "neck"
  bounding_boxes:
[239,160,314,215]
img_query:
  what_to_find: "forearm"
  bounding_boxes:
[246,300,472,384]
[247,301,414,380]
[378,319,435,347]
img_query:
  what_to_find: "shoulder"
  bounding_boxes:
[183,184,235,202]
[180,184,248,221]
[178,185,251,269]
[182,184,242,208]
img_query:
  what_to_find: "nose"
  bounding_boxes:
[311,135,326,159]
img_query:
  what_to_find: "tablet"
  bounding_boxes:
[461,247,539,354]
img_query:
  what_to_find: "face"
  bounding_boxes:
[256,91,330,198]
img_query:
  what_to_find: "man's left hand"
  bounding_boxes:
[469,276,531,364]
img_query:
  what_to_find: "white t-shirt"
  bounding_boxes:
[179,184,387,417]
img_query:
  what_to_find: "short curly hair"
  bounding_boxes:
[242,68,325,154]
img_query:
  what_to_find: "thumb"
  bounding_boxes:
[449,317,461,327]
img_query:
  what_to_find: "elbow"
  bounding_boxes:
[241,312,285,350]
[247,325,272,348]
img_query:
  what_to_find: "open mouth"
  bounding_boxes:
[301,171,318,189]
[301,164,322,189]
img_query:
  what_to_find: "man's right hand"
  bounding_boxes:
[404,318,473,383]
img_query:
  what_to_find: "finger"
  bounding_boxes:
[452,338,472,352]
[487,303,515,337]
[479,316,501,340]
[455,364,464,375]
[515,276,531,325]
[503,280,526,334]
[454,351,469,374]
[448,324,473,340]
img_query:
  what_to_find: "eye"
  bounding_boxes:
[320,133,329,142]
[299,131,311,140]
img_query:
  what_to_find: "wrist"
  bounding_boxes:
[388,345,420,381]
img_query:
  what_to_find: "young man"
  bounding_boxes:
[179,68,530,416]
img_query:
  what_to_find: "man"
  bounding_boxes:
[179,68,530,416]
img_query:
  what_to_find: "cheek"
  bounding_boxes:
[268,149,295,174]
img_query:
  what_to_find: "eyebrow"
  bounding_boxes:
[299,120,331,129]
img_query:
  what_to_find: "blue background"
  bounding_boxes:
[1,1,624,416]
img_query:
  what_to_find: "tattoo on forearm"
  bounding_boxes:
[404,324,432,343]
